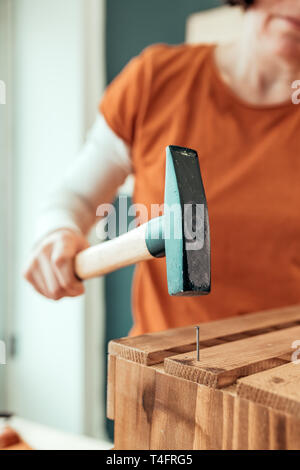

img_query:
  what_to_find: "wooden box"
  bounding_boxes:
[107,305,300,450]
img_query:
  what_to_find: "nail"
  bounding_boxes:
[195,326,200,361]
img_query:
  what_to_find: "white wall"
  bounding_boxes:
[186,5,244,44]
[0,0,12,410]
[6,0,106,435]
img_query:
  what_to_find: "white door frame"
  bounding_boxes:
[2,0,107,438]
[82,0,107,438]
[0,0,13,410]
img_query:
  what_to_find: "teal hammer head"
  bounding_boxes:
[164,146,211,296]
[147,146,211,296]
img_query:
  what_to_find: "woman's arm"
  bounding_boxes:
[24,114,132,300]
[35,113,132,241]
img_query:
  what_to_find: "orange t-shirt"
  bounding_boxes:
[100,43,300,336]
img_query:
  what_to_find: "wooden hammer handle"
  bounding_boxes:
[75,223,154,280]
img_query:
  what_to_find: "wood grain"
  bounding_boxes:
[237,362,300,418]
[164,326,300,388]
[193,385,225,449]
[107,354,116,421]
[109,305,300,450]
[114,357,156,450]
[112,357,300,450]
[150,370,198,450]
[109,304,300,365]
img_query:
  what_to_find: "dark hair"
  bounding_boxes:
[224,0,255,8]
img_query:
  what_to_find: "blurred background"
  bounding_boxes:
[0,0,243,448]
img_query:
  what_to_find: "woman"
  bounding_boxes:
[24,0,300,336]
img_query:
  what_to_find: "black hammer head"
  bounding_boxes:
[164,146,211,296]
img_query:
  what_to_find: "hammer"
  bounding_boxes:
[75,146,211,296]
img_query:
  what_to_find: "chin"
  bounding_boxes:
[273,38,300,61]
[265,28,300,62]
[267,18,300,60]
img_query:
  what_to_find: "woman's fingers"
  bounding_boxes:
[38,252,65,300]
[50,233,87,296]
[23,229,89,300]
[25,267,48,298]
[25,259,62,300]
[52,258,85,297]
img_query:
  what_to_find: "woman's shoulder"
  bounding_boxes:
[137,43,214,94]
[140,42,213,67]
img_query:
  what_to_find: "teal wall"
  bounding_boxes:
[105,197,136,345]
[104,0,222,440]
[106,0,222,82]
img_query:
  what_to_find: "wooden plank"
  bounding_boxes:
[164,326,300,388]
[193,385,289,450]
[237,362,300,418]
[109,307,300,450]
[269,410,287,450]
[231,394,249,450]
[107,354,116,420]
[193,384,300,450]
[195,386,300,450]
[193,385,225,449]
[109,304,300,365]
[286,414,300,450]
[222,391,236,449]
[150,370,198,450]
[114,357,156,450]
[112,357,300,450]
[113,357,198,450]
[248,401,270,449]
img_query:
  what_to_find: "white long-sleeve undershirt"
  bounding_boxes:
[35,114,132,242]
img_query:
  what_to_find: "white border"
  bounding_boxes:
[0,0,13,410]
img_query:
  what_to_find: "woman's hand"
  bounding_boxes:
[23,229,90,300]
